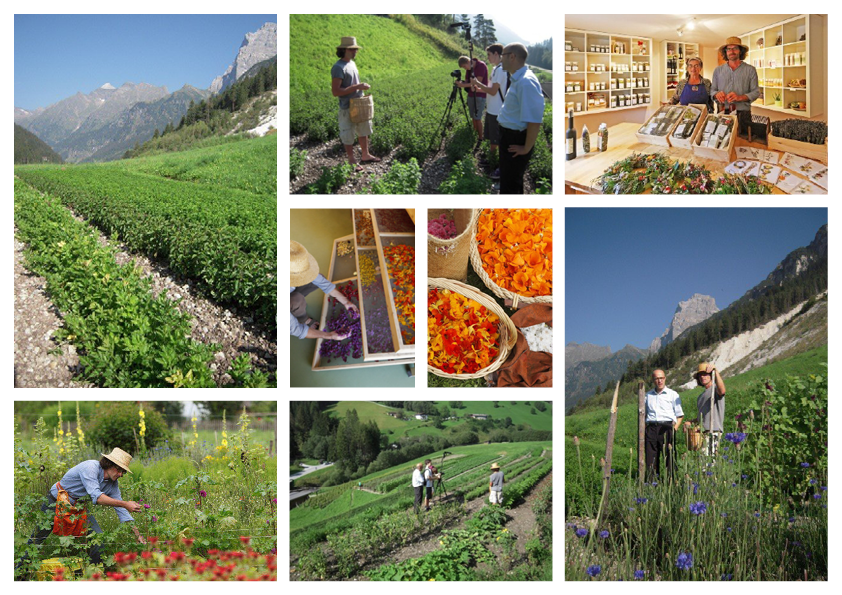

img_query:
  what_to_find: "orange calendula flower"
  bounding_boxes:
[428,288,499,374]
[475,209,552,297]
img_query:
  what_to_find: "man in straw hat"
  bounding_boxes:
[489,461,504,505]
[332,36,380,172]
[710,36,760,135]
[17,448,146,574]
[690,362,726,456]
[290,240,358,340]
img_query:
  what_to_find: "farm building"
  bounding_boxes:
[386,411,401,418]
[470,414,491,420]
[415,414,428,420]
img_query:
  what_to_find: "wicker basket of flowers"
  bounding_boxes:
[469,208,553,309]
[427,278,517,379]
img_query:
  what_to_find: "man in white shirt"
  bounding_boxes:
[471,43,509,179]
[411,463,425,513]
[645,369,684,482]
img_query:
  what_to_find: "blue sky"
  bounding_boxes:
[15,14,276,109]
[565,208,828,351]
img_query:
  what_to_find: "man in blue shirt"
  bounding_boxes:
[496,43,545,194]
[17,448,145,574]
[644,369,684,482]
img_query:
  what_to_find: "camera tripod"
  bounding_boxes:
[429,80,471,155]
[434,451,452,501]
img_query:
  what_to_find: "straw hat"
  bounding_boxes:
[290,241,319,287]
[337,36,362,50]
[694,363,713,380]
[719,36,748,54]
[490,462,501,471]
[101,447,133,473]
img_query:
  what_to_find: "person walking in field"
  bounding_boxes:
[690,362,726,456]
[489,462,504,505]
[645,369,684,482]
[16,448,146,576]
[496,43,545,194]
[412,462,425,514]
[331,36,380,172]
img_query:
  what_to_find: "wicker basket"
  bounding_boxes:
[428,209,478,282]
[349,94,374,123]
[686,428,703,451]
[469,209,553,309]
[427,278,517,379]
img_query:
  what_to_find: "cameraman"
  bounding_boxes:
[471,43,509,179]
[455,56,488,145]
[497,43,545,194]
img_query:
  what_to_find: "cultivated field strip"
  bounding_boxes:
[15,147,277,329]
[13,178,223,387]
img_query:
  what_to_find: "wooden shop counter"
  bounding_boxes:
[564,122,787,194]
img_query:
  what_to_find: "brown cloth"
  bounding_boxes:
[496,304,552,388]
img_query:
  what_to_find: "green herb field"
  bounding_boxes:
[289,14,552,194]
[14,135,276,388]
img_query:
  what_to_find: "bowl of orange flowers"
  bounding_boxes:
[470,209,552,309]
[428,278,517,379]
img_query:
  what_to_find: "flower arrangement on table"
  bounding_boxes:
[475,209,552,298]
[428,288,499,375]
[383,244,415,345]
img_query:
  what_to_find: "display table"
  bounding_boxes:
[565,122,790,194]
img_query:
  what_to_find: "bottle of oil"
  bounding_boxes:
[582,124,590,153]
[566,109,577,160]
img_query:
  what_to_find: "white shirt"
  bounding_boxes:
[645,387,684,423]
[412,468,425,487]
[424,467,433,488]
[487,64,508,116]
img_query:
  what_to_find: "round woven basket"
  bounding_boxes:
[469,209,553,309]
[427,278,517,379]
[428,209,478,282]
[686,428,703,451]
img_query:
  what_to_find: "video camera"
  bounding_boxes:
[449,21,472,42]
[450,69,462,81]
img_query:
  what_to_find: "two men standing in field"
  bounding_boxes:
[331,36,380,172]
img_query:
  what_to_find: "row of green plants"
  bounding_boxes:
[14,162,276,330]
[15,405,277,579]
[13,179,268,387]
[463,454,551,501]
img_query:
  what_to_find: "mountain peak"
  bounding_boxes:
[649,294,719,353]
[100,83,116,90]
[209,22,277,93]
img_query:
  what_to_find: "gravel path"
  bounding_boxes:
[14,194,277,387]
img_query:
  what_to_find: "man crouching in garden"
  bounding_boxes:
[17,448,145,576]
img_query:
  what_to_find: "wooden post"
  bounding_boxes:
[638,380,646,484]
[594,381,621,534]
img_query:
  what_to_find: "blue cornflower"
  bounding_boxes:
[635,497,648,504]
[731,482,737,487]
[689,501,708,515]
[821,486,827,491]
[813,493,821,500]
[788,517,795,523]
[723,446,730,451]
[676,552,693,570]
[721,573,733,581]
[576,528,588,538]
[633,570,645,580]
[566,522,577,529]
[754,512,761,517]
[651,481,658,486]
[724,432,747,445]
[706,471,714,476]
[721,512,728,517]
[727,527,732,532]
[587,565,601,577]
[741,474,748,480]
[810,479,818,485]
[801,462,811,468]
[599,530,610,539]
[692,482,699,495]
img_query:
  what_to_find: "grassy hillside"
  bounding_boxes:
[565,345,827,512]
[14,124,63,164]
[325,401,552,439]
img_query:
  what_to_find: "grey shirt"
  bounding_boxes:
[331,59,363,109]
[697,385,725,432]
[710,61,761,111]
[490,471,504,492]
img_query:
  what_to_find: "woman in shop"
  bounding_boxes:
[290,240,358,340]
[665,57,713,111]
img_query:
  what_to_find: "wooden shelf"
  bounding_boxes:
[660,40,699,103]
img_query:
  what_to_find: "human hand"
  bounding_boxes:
[123,500,142,513]
[706,363,715,375]
[508,145,531,157]
[136,533,147,545]
[332,330,351,341]
[715,91,727,103]
[726,92,740,103]
[358,83,371,91]
[344,302,359,315]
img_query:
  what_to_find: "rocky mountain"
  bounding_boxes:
[565,342,612,371]
[738,225,828,303]
[565,344,647,411]
[82,85,211,162]
[649,293,719,352]
[14,124,62,164]
[210,22,277,94]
